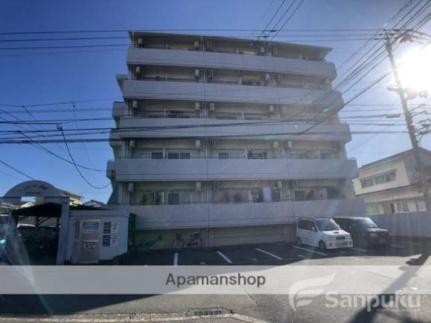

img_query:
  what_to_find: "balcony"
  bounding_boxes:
[107,158,358,182]
[113,118,351,142]
[123,199,366,230]
[126,47,337,80]
[120,80,343,108]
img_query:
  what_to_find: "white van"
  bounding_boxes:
[296,217,353,250]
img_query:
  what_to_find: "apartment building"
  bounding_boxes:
[353,148,431,215]
[107,32,364,249]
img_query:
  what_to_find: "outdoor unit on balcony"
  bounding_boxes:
[131,100,139,109]
[195,140,201,148]
[135,66,142,76]
[127,183,134,193]
[137,38,143,46]
[209,102,215,111]
[194,102,201,110]
[129,139,135,148]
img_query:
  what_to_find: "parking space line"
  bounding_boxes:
[173,252,179,266]
[255,248,283,260]
[293,245,328,256]
[217,251,233,264]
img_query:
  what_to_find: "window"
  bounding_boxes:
[167,192,180,204]
[167,152,191,159]
[141,192,163,205]
[360,177,374,188]
[294,189,315,201]
[374,170,396,184]
[396,200,409,213]
[361,170,396,188]
[151,152,163,159]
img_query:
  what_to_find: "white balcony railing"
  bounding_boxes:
[126,47,337,80]
[112,118,351,142]
[107,158,358,181]
[120,80,343,108]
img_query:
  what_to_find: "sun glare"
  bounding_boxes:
[398,45,431,93]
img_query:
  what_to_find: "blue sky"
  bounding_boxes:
[0,0,430,202]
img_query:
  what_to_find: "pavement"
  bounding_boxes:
[0,238,430,322]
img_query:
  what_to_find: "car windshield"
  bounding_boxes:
[315,219,340,231]
[356,218,378,228]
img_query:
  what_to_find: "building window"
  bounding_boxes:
[141,192,163,205]
[167,152,191,159]
[151,152,163,159]
[167,192,180,204]
[361,170,396,188]
[374,170,396,184]
[396,200,409,213]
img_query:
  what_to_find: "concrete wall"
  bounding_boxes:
[124,198,365,230]
[370,212,431,238]
[134,224,296,249]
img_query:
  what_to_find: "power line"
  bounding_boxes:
[0,159,34,180]
[57,126,110,189]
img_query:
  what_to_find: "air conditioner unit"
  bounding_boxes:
[265,73,271,81]
[194,102,201,110]
[195,69,200,77]
[137,38,143,46]
[129,139,135,148]
[127,183,134,193]
[135,66,142,75]
[194,40,200,49]
[209,102,215,111]
[131,100,139,109]
[277,181,283,190]
[195,140,201,148]
[195,182,202,192]
[273,141,279,149]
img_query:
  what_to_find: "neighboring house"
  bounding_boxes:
[353,148,431,215]
[34,189,82,206]
[107,32,364,249]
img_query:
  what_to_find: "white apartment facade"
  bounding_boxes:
[107,32,364,249]
[353,148,431,215]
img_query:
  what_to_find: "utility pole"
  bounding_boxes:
[384,31,431,212]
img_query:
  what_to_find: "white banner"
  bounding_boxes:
[0,265,430,295]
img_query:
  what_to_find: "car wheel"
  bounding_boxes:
[296,237,302,246]
[319,241,326,250]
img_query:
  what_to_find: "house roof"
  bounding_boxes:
[358,147,431,170]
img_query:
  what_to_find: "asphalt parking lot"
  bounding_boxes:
[126,237,431,266]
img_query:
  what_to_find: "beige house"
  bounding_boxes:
[353,148,431,215]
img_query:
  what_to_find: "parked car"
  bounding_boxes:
[296,217,353,250]
[333,217,391,248]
